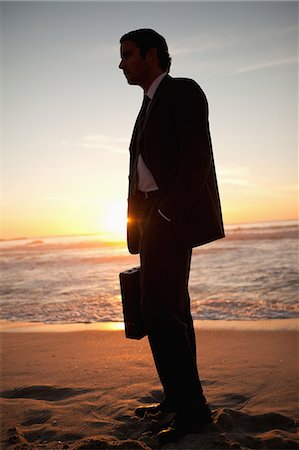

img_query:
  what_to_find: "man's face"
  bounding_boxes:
[119,40,151,87]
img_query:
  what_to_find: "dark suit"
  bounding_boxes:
[127,75,224,417]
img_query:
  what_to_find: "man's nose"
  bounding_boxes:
[119,60,124,69]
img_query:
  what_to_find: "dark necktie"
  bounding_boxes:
[136,94,151,155]
[137,95,151,134]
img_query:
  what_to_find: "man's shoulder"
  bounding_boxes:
[170,76,197,84]
[166,76,207,101]
[168,76,199,88]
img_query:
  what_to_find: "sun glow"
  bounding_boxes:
[98,200,127,242]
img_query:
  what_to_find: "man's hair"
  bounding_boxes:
[120,28,171,71]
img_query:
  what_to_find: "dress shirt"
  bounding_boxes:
[137,72,167,192]
[137,73,172,222]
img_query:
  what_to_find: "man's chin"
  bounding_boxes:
[127,79,138,86]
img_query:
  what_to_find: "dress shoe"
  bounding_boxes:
[157,409,213,444]
[135,400,175,417]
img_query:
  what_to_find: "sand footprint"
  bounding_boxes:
[215,408,298,450]
[1,385,92,402]
[216,408,297,433]
[21,408,52,426]
[138,389,164,405]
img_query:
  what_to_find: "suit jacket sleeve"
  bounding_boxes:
[158,80,213,223]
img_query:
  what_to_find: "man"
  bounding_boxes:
[119,29,224,444]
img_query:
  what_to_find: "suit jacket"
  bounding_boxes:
[127,74,224,254]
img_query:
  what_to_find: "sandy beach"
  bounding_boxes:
[1,320,298,450]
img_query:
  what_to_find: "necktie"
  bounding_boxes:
[137,95,151,134]
[136,95,150,153]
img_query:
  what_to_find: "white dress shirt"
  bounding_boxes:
[137,72,167,192]
[137,73,172,222]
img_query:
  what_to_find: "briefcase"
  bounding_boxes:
[119,266,146,340]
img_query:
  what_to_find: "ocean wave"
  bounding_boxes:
[225,221,298,240]
[1,295,298,323]
[1,220,298,324]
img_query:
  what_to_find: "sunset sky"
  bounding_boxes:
[2,1,298,240]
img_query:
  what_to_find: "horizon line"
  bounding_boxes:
[1,217,298,243]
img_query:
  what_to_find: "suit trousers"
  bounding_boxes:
[137,194,207,415]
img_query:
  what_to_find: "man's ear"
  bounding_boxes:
[146,47,159,64]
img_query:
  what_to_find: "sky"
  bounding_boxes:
[1,1,298,240]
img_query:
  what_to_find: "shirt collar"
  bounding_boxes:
[146,72,168,100]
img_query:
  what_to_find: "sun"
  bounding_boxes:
[98,200,127,242]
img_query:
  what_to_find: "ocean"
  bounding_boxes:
[1,220,298,324]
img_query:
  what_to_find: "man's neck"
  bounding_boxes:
[141,70,165,92]
[146,72,167,99]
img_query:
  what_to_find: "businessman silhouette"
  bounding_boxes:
[119,29,224,444]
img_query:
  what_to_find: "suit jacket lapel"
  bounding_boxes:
[129,74,172,182]
[130,75,172,149]
[143,74,172,128]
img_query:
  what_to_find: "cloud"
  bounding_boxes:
[61,135,128,154]
[219,167,298,195]
[236,57,298,74]
[42,196,79,203]
[218,166,252,187]
[278,184,298,192]
[272,184,298,194]
[170,32,232,57]
[170,41,219,57]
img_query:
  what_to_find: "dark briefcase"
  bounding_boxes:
[119,267,146,340]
